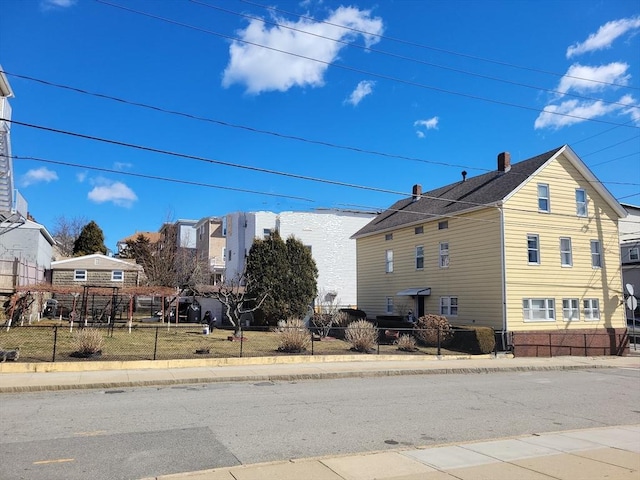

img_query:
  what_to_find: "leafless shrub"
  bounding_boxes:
[277,318,310,353]
[414,314,454,347]
[396,334,417,352]
[345,319,377,352]
[73,328,105,355]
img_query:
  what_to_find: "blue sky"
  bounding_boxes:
[1,0,639,251]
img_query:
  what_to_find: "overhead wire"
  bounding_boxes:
[93,0,639,130]
[10,155,315,203]
[8,118,637,225]
[234,0,640,91]
[6,70,638,190]
[192,0,639,110]
[12,152,624,236]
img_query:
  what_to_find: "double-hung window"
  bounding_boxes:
[385,250,394,273]
[415,245,424,269]
[111,270,124,282]
[439,242,449,268]
[562,299,579,321]
[385,297,394,314]
[576,189,588,217]
[538,184,550,212]
[583,299,600,320]
[560,237,572,267]
[440,297,458,316]
[74,269,87,281]
[527,234,540,264]
[523,298,555,321]
[590,240,602,268]
[630,247,639,261]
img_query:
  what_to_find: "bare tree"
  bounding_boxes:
[51,215,88,257]
[192,272,269,336]
[312,289,347,338]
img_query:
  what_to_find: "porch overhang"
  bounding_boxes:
[396,287,431,296]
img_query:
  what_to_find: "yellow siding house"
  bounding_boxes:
[352,145,628,356]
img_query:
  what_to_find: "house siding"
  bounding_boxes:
[502,153,625,332]
[357,208,503,327]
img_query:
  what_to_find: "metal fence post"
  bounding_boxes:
[239,327,243,357]
[52,325,58,362]
[153,326,159,361]
[311,331,314,355]
[437,327,441,356]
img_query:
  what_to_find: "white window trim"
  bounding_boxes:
[439,242,449,268]
[385,250,394,273]
[74,269,87,281]
[629,247,639,261]
[415,245,424,270]
[560,237,573,267]
[576,188,588,217]
[523,298,555,322]
[111,270,124,282]
[440,296,458,316]
[562,298,580,322]
[527,234,540,265]
[538,183,550,213]
[590,240,602,268]
[583,298,600,321]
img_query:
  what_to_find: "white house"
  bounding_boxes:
[224,209,376,308]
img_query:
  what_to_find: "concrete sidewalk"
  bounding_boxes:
[0,354,639,393]
[143,424,640,480]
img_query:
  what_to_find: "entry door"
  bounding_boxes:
[417,296,425,317]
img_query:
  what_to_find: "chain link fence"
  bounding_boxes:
[0,323,497,362]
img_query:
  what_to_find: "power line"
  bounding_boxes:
[94,0,639,130]
[192,0,639,110]
[11,155,315,202]
[234,0,640,91]
[3,71,487,173]
[6,70,637,189]
[9,119,637,221]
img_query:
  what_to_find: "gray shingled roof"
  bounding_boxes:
[353,146,565,238]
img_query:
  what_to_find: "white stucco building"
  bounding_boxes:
[223,209,376,308]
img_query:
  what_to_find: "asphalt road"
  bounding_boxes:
[1,368,639,480]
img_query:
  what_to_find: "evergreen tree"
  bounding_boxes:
[246,231,318,324]
[73,221,107,256]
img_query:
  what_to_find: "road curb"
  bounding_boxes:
[0,362,625,393]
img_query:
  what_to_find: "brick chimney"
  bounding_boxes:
[412,184,422,200]
[498,152,511,172]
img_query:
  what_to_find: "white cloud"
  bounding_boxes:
[40,0,77,9]
[222,6,384,94]
[567,16,640,58]
[88,181,138,208]
[113,162,133,171]
[534,94,639,130]
[76,171,88,183]
[20,167,58,187]
[557,63,631,94]
[345,80,375,106]
[414,117,439,137]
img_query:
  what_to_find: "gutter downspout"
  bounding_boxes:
[498,205,508,350]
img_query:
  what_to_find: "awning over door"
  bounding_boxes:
[396,287,431,296]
